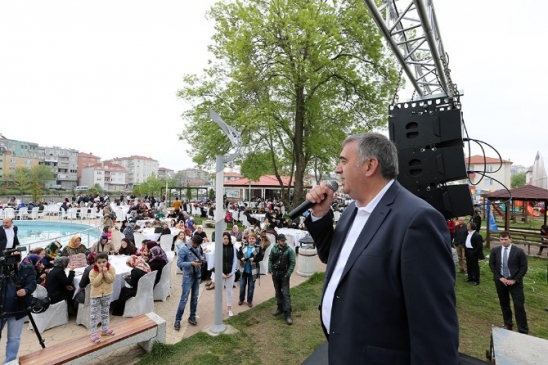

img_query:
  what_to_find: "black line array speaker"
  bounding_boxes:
[389,98,474,219]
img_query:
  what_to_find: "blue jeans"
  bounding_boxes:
[0,316,25,363]
[239,272,255,304]
[175,274,200,321]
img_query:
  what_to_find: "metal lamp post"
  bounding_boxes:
[209,110,242,334]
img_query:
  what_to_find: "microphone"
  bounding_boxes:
[287,180,339,220]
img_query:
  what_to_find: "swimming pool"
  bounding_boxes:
[15,221,101,251]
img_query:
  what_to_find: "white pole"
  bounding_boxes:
[211,155,226,333]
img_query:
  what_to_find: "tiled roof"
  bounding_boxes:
[487,184,548,200]
[88,161,128,172]
[224,175,306,187]
[466,155,512,164]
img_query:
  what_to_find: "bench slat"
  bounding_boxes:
[19,314,156,365]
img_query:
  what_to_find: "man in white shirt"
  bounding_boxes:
[0,217,20,252]
[305,133,458,365]
[464,222,484,285]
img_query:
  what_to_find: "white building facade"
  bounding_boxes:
[106,155,159,188]
[81,161,127,191]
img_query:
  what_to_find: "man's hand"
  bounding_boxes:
[499,277,509,286]
[191,261,201,267]
[16,289,26,297]
[306,181,334,219]
[507,279,516,286]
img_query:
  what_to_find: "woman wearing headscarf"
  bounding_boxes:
[61,234,87,256]
[148,245,168,286]
[90,233,116,254]
[121,220,135,243]
[45,257,76,309]
[42,241,62,269]
[111,255,151,316]
[21,254,46,286]
[221,232,238,317]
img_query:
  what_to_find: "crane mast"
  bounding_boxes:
[362,0,458,101]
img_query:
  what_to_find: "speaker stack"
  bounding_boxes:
[389,97,474,219]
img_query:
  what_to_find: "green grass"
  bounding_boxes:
[138,256,548,364]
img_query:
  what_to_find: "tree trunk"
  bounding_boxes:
[292,86,306,210]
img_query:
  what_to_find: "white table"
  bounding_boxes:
[141,228,161,241]
[70,255,132,301]
[275,228,311,247]
[251,213,266,222]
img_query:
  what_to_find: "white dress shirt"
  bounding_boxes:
[3,226,15,249]
[465,231,474,249]
[318,180,394,333]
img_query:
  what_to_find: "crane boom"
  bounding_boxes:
[362,0,457,101]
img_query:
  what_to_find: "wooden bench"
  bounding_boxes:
[490,230,547,255]
[16,312,166,365]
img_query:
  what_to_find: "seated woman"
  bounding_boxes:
[45,257,76,309]
[61,234,88,256]
[121,220,135,243]
[111,255,151,316]
[90,233,116,254]
[74,253,97,307]
[148,245,168,286]
[194,225,208,243]
[173,231,187,253]
[117,238,137,256]
[21,254,45,286]
[42,241,62,269]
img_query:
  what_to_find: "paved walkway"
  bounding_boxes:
[0,224,326,364]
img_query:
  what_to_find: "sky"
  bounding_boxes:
[0,0,544,172]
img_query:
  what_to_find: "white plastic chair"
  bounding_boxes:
[333,210,341,224]
[153,260,173,302]
[66,208,78,220]
[75,284,97,329]
[134,232,145,247]
[159,234,173,252]
[3,208,15,219]
[29,207,40,220]
[123,271,157,318]
[29,285,68,334]
[259,244,273,275]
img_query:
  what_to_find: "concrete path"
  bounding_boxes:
[0,224,326,364]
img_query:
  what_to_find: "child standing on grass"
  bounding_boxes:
[88,253,116,343]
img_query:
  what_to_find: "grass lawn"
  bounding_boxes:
[138,252,548,364]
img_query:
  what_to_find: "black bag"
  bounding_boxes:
[235,270,241,282]
[30,296,51,314]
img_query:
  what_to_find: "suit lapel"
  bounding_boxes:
[338,182,399,282]
[326,205,357,282]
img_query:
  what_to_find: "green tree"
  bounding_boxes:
[178,0,399,208]
[29,164,54,202]
[511,172,526,188]
[11,167,31,194]
[186,186,192,201]
[208,188,215,201]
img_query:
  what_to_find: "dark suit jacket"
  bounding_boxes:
[0,225,20,252]
[489,245,528,282]
[467,231,484,259]
[305,181,459,365]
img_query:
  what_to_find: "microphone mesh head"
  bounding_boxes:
[326,180,339,191]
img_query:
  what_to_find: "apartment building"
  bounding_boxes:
[81,161,127,191]
[106,155,159,188]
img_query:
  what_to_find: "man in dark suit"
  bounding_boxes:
[464,222,484,285]
[305,133,459,365]
[489,231,528,334]
[0,217,20,252]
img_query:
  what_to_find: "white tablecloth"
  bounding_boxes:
[70,255,132,302]
[251,213,266,222]
[141,228,161,241]
[275,228,311,247]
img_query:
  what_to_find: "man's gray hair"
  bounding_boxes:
[343,133,399,180]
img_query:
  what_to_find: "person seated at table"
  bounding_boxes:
[90,233,116,254]
[194,225,208,243]
[230,225,243,242]
[224,210,234,224]
[170,219,177,228]
[186,217,196,234]
[32,247,46,260]
[259,231,271,251]
[61,234,88,256]
[45,256,76,313]
[102,226,113,241]
[138,239,151,256]
[42,241,62,269]
[157,223,171,236]
[74,253,97,308]
[117,238,137,256]
[148,245,168,286]
[21,254,45,286]
[111,255,151,316]
[173,231,187,252]
[121,220,135,243]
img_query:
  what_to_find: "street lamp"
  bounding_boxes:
[209,110,242,334]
